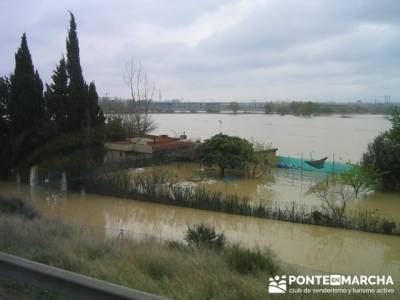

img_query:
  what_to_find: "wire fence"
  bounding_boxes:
[276,154,352,183]
[276,168,328,184]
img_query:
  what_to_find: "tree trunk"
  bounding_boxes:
[220,167,225,178]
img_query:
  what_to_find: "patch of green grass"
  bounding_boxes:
[225,245,278,275]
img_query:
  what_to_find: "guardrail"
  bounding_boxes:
[0,251,168,300]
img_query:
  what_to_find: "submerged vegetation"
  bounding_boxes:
[196,134,275,178]
[336,164,382,198]
[197,134,254,177]
[85,170,399,235]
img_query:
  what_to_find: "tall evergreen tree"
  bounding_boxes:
[66,13,84,91]
[0,76,11,177]
[66,12,86,130]
[66,12,104,131]
[9,33,44,169]
[0,76,10,134]
[45,57,69,133]
[47,12,105,188]
[87,81,104,128]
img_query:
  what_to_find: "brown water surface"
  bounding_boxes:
[0,181,399,280]
[152,113,390,162]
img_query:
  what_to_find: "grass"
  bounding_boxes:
[84,171,400,235]
[225,245,278,276]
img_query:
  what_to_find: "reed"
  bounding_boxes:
[85,171,400,235]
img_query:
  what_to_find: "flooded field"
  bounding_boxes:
[0,180,399,280]
[152,113,391,162]
[150,113,399,221]
[140,162,400,222]
[0,114,399,286]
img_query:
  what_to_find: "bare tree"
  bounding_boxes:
[336,164,380,198]
[123,58,140,104]
[123,58,157,137]
[308,178,355,224]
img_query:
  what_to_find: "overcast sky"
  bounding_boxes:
[1,0,399,102]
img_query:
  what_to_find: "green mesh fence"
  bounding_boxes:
[277,156,351,173]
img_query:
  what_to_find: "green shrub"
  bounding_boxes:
[362,108,400,191]
[0,196,39,220]
[311,210,322,224]
[225,245,278,275]
[382,221,396,234]
[184,223,225,251]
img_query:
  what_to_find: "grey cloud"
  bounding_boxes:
[0,0,400,101]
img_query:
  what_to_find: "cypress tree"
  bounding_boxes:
[66,12,86,130]
[87,81,104,128]
[66,12,104,131]
[9,33,44,169]
[0,76,11,177]
[0,76,10,135]
[59,13,105,188]
[45,57,69,133]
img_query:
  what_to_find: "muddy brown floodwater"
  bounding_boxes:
[151,113,391,162]
[1,181,399,282]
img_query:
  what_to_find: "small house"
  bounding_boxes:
[104,134,194,162]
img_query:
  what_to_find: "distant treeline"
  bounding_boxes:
[264,101,395,116]
[99,98,396,115]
